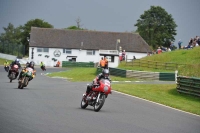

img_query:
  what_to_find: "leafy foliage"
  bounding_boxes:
[65,26,85,30]
[0,19,53,56]
[0,23,23,44]
[21,19,53,55]
[134,6,177,49]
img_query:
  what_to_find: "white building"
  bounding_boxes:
[29,27,152,67]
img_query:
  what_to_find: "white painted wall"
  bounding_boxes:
[29,47,120,67]
[29,47,147,67]
[126,52,148,60]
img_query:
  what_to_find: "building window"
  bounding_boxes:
[87,50,95,55]
[37,48,49,53]
[37,48,42,52]
[43,48,49,52]
[63,49,72,54]
[105,56,114,62]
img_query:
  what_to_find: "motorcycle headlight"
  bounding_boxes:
[27,72,32,76]
[104,86,109,92]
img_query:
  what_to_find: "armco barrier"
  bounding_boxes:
[159,72,175,81]
[109,68,175,81]
[177,76,200,97]
[109,68,126,77]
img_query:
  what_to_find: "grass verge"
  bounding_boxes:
[112,84,200,115]
[47,67,139,82]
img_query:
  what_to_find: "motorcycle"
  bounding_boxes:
[18,67,35,89]
[41,65,46,71]
[81,79,112,112]
[4,65,9,72]
[8,65,19,82]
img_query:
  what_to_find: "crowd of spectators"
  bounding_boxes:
[182,36,200,49]
[151,35,200,55]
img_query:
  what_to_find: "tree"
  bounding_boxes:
[134,6,177,49]
[65,26,84,30]
[0,23,23,54]
[0,23,22,44]
[21,19,53,55]
[64,17,86,30]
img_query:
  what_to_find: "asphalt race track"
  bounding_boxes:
[0,66,200,133]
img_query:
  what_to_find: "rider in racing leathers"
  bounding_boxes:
[18,61,36,82]
[8,59,21,79]
[85,69,111,96]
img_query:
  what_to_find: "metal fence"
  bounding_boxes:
[177,76,200,97]
[0,43,25,58]
[126,59,186,70]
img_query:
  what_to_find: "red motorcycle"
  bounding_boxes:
[8,65,19,82]
[81,79,112,112]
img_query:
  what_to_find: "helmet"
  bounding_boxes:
[103,69,109,78]
[15,59,19,63]
[29,61,34,68]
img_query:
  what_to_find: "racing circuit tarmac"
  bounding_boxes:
[0,66,199,133]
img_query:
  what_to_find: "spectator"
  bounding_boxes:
[99,57,105,69]
[197,36,200,45]
[167,47,171,52]
[161,46,167,52]
[178,39,182,49]
[104,56,108,69]
[55,60,60,67]
[156,47,162,54]
[170,42,175,51]
[122,50,126,60]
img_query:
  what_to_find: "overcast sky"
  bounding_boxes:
[0,0,199,47]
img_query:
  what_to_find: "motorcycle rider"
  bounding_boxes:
[18,61,36,82]
[26,61,29,67]
[40,61,46,71]
[4,60,9,72]
[85,69,111,96]
[8,59,21,79]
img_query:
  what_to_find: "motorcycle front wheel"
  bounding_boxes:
[80,96,88,109]
[94,94,105,112]
[9,73,14,83]
[18,77,25,89]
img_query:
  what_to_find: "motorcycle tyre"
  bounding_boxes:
[9,73,13,83]
[19,77,25,89]
[80,96,88,109]
[24,77,29,87]
[94,94,105,112]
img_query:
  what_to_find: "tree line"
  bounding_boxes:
[0,6,177,56]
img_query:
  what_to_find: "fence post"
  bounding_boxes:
[175,70,178,83]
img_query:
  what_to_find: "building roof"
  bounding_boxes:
[30,27,152,53]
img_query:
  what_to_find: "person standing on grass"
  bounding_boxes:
[99,57,105,69]
[178,39,182,49]
[104,56,108,69]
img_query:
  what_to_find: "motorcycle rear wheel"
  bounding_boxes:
[81,97,88,109]
[94,94,105,112]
